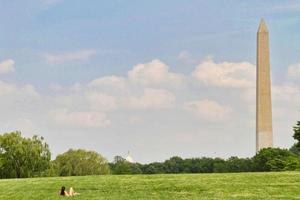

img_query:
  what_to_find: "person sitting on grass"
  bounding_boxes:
[60,186,80,197]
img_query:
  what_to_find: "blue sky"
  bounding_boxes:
[0,0,300,162]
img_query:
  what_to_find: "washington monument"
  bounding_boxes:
[256,19,273,152]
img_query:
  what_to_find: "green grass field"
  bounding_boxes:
[0,172,300,200]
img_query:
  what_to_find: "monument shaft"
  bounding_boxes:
[256,20,273,152]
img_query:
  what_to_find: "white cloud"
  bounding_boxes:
[184,99,232,121]
[13,119,38,136]
[52,110,110,128]
[193,59,255,88]
[127,116,144,125]
[21,84,40,99]
[43,49,97,63]
[287,63,300,79]
[0,59,15,74]
[70,83,83,93]
[0,81,39,99]
[0,81,16,95]
[273,84,300,103]
[86,92,117,111]
[128,59,185,87]
[0,82,40,134]
[88,76,126,90]
[178,50,191,61]
[272,3,300,12]
[49,83,63,92]
[125,88,175,109]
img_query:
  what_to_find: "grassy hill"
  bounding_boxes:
[0,172,300,199]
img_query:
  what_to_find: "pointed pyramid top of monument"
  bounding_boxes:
[258,19,268,33]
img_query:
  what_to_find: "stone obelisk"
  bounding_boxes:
[256,19,273,152]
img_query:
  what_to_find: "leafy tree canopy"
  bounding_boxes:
[253,148,298,171]
[0,131,51,178]
[293,121,300,148]
[54,149,110,176]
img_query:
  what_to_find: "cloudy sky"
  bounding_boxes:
[0,0,300,163]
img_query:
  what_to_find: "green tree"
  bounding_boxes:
[213,158,227,173]
[41,161,59,177]
[253,148,296,171]
[289,144,300,155]
[131,163,143,174]
[54,149,110,176]
[284,156,300,170]
[293,121,300,143]
[0,131,51,178]
[164,156,184,173]
[193,157,215,173]
[292,121,300,152]
[109,156,144,175]
[225,157,254,172]
[141,162,165,174]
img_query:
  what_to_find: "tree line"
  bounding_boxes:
[0,121,300,178]
[110,148,300,174]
